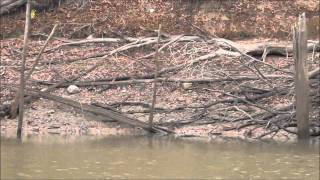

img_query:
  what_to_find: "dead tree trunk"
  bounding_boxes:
[17,0,31,139]
[293,13,310,140]
[148,24,161,130]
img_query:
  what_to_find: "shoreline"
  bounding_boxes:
[1,37,319,143]
[0,99,304,143]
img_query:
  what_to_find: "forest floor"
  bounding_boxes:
[0,0,319,141]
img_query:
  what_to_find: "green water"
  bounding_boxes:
[1,136,319,179]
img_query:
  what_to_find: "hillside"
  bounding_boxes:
[1,0,319,39]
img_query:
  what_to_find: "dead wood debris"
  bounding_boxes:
[0,34,319,139]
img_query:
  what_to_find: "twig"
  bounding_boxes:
[25,24,58,81]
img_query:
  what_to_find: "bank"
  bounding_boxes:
[0,0,319,142]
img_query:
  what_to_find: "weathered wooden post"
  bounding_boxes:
[17,0,31,138]
[148,24,161,130]
[293,13,310,140]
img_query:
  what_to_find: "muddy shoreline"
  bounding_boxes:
[1,37,319,142]
[0,99,302,142]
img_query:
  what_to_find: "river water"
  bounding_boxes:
[1,135,319,179]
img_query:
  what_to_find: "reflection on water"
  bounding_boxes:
[1,135,319,179]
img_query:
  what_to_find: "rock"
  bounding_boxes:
[182,82,192,90]
[86,34,94,39]
[47,110,55,114]
[67,85,80,94]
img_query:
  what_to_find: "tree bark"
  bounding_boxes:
[16,0,30,139]
[293,13,310,140]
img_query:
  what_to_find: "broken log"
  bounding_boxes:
[29,91,172,134]
[245,41,320,57]
[212,38,320,57]
[33,75,293,88]
[293,13,310,140]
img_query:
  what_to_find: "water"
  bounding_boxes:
[1,135,319,179]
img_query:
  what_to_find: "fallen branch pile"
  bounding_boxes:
[1,33,319,138]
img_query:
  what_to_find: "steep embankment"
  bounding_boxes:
[0,0,319,39]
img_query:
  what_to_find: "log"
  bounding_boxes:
[212,38,320,57]
[33,75,293,88]
[29,91,172,134]
[293,13,310,140]
[16,0,31,139]
[245,41,319,57]
[44,35,202,53]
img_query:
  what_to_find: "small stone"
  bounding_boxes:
[3,101,10,105]
[47,110,55,114]
[67,85,80,94]
[182,83,192,90]
[86,34,94,39]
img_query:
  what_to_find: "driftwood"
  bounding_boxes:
[44,35,202,53]
[38,35,319,67]
[29,91,172,134]
[245,41,320,57]
[40,35,202,65]
[33,75,293,88]
[16,0,30,138]
[1,30,319,139]
[213,38,320,57]
[148,25,162,128]
[293,13,310,140]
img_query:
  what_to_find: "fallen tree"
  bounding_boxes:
[28,91,172,134]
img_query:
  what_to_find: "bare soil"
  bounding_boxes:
[0,0,319,39]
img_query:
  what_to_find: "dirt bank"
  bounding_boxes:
[0,1,319,141]
[0,0,319,39]
[1,36,319,141]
